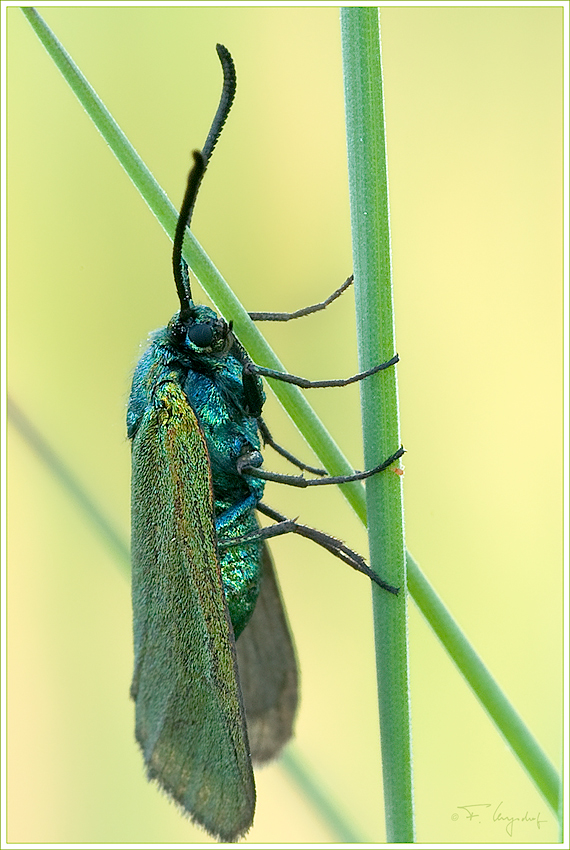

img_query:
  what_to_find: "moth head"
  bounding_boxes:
[169,306,234,358]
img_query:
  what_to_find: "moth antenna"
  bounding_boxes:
[172,151,205,316]
[203,44,237,165]
[172,44,237,317]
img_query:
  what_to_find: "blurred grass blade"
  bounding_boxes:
[341,7,413,842]
[7,395,367,843]
[7,396,130,574]
[20,4,562,822]
[280,748,366,842]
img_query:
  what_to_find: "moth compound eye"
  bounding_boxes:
[188,322,214,348]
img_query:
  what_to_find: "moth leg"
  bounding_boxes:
[257,417,326,477]
[246,352,399,390]
[219,502,399,595]
[248,275,353,322]
[239,446,404,488]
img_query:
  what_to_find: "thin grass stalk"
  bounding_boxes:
[20,4,561,823]
[406,552,562,818]
[341,7,414,842]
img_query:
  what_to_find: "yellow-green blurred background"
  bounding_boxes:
[6,5,563,844]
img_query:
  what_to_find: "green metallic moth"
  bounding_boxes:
[128,45,402,841]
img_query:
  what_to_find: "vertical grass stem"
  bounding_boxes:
[341,7,414,842]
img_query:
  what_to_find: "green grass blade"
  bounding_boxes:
[407,551,561,818]
[20,4,561,824]
[341,7,413,842]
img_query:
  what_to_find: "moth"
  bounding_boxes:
[128,44,401,841]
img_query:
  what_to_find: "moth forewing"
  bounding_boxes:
[130,378,255,842]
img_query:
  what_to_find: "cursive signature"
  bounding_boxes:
[455,801,547,837]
